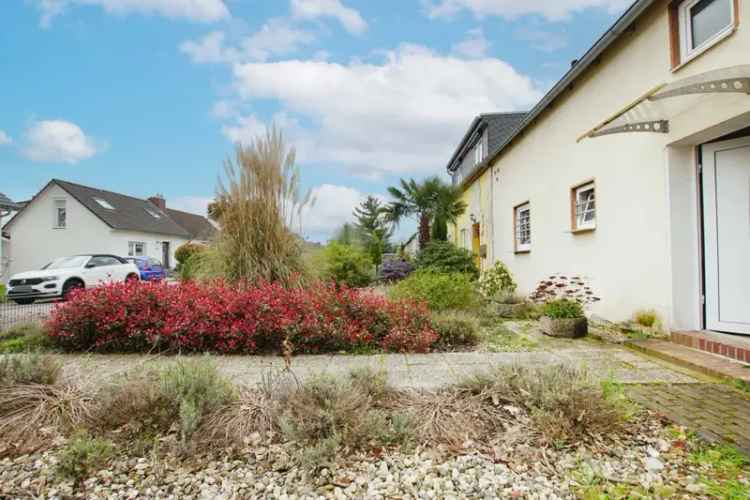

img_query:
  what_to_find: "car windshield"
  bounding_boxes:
[42,256,90,270]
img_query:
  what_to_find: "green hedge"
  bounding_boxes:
[388,270,477,311]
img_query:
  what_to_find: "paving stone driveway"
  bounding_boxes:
[628,383,750,454]
[58,342,699,390]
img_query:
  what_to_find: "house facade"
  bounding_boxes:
[0,193,21,283]
[2,180,216,279]
[449,0,750,335]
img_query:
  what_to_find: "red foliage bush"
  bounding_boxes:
[46,281,438,354]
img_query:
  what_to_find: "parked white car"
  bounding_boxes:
[6,254,140,305]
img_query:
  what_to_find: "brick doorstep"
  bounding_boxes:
[626,340,750,384]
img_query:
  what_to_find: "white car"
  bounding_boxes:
[7,254,140,305]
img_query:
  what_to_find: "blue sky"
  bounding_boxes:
[1,0,631,241]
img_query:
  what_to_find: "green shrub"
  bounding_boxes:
[478,261,516,299]
[158,357,236,444]
[431,312,480,350]
[0,284,6,303]
[175,242,205,268]
[634,309,659,328]
[388,270,477,311]
[0,352,61,385]
[542,299,584,319]
[0,323,53,353]
[415,241,479,279]
[321,242,373,288]
[57,433,114,483]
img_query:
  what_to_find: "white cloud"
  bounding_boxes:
[300,184,368,235]
[35,0,229,27]
[451,28,490,58]
[229,44,541,177]
[180,20,314,64]
[0,131,12,146]
[515,27,568,52]
[291,0,367,34]
[22,120,99,164]
[424,0,632,21]
[169,195,213,216]
[221,114,268,145]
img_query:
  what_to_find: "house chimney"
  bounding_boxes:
[149,194,166,211]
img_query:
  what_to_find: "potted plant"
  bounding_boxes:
[480,261,528,318]
[539,299,588,338]
[530,274,600,338]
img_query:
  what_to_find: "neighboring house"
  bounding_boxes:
[449,0,750,336]
[2,179,216,277]
[446,113,527,270]
[0,193,21,283]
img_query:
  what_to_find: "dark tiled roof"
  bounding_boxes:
[52,180,193,238]
[166,208,216,241]
[446,112,527,173]
[0,193,20,210]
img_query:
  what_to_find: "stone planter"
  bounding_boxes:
[492,302,528,319]
[540,316,588,338]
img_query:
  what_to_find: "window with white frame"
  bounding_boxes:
[53,199,67,229]
[460,228,468,249]
[94,198,116,210]
[677,0,735,64]
[473,138,484,166]
[144,208,161,219]
[572,182,596,231]
[128,241,146,257]
[514,203,531,252]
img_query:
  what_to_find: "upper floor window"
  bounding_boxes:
[473,138,485,166]
[514,202,531,253]
[674,0,736,65]
[572,182,596,231]
[144,208,161,219]
[54,199,66,229]
[94,197,116,210]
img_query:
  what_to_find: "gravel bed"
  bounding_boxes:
[0,417,723,499]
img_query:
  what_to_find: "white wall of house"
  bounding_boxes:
[487,0,750,328]
[5,184,188,276]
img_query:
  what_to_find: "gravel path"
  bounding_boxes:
[0,417,725,499]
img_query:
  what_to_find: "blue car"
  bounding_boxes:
[125,257,167,282]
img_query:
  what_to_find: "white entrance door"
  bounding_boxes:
[703,137,750,335]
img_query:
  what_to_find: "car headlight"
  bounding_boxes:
[39,276,59,282]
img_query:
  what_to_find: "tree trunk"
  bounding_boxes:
[418,213,431,250]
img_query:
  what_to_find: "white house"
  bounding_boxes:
[2,179,216,277]
[0,193,22,283]
[449,0,750,336]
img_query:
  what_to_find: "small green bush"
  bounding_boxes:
[0,352,61,385]
[0,284,6,303]
[388,270,477,311]
[57,433,114,483]
[478,261,516,299]
[431,312,480,350]
[634,309,659,328]
[415,241,479,279]
[542,299,584,319]
[158,357,237,444]
[175,242,205,268]
[0,323,53,353]
[321,242,373,288]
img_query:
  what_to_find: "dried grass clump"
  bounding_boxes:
[458,364,624,445]
[199,388,275,449]
[0,353,61,386]
[0,384,94,455]
[208,128,314,286]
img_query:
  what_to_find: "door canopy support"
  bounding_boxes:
[578,65,750,142]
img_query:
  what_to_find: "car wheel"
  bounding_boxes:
[126,273,140,283]
[62,280,84,301]
[13,299,35,305]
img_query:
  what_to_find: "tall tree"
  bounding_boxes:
[385,177,466,250]
[333,223,359,246]
[353,196,393,267]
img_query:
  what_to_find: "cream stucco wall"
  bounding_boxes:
[5,184,188,276]
[484,0,750,327]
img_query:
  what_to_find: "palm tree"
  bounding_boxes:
[385,177,466,250]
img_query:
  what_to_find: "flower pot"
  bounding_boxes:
[540,316,588,338]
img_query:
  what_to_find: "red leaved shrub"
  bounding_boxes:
[46,281,437,354]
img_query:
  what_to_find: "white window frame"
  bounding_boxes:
[144,208,161,219]
[460,228,468,250]
[514,203,531,253]
[128,241,146,257]
[573,182,597,231]
[94,197,116,210]
[473,138,484,166]
[677,0,735,64]
[53,199,67,229]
